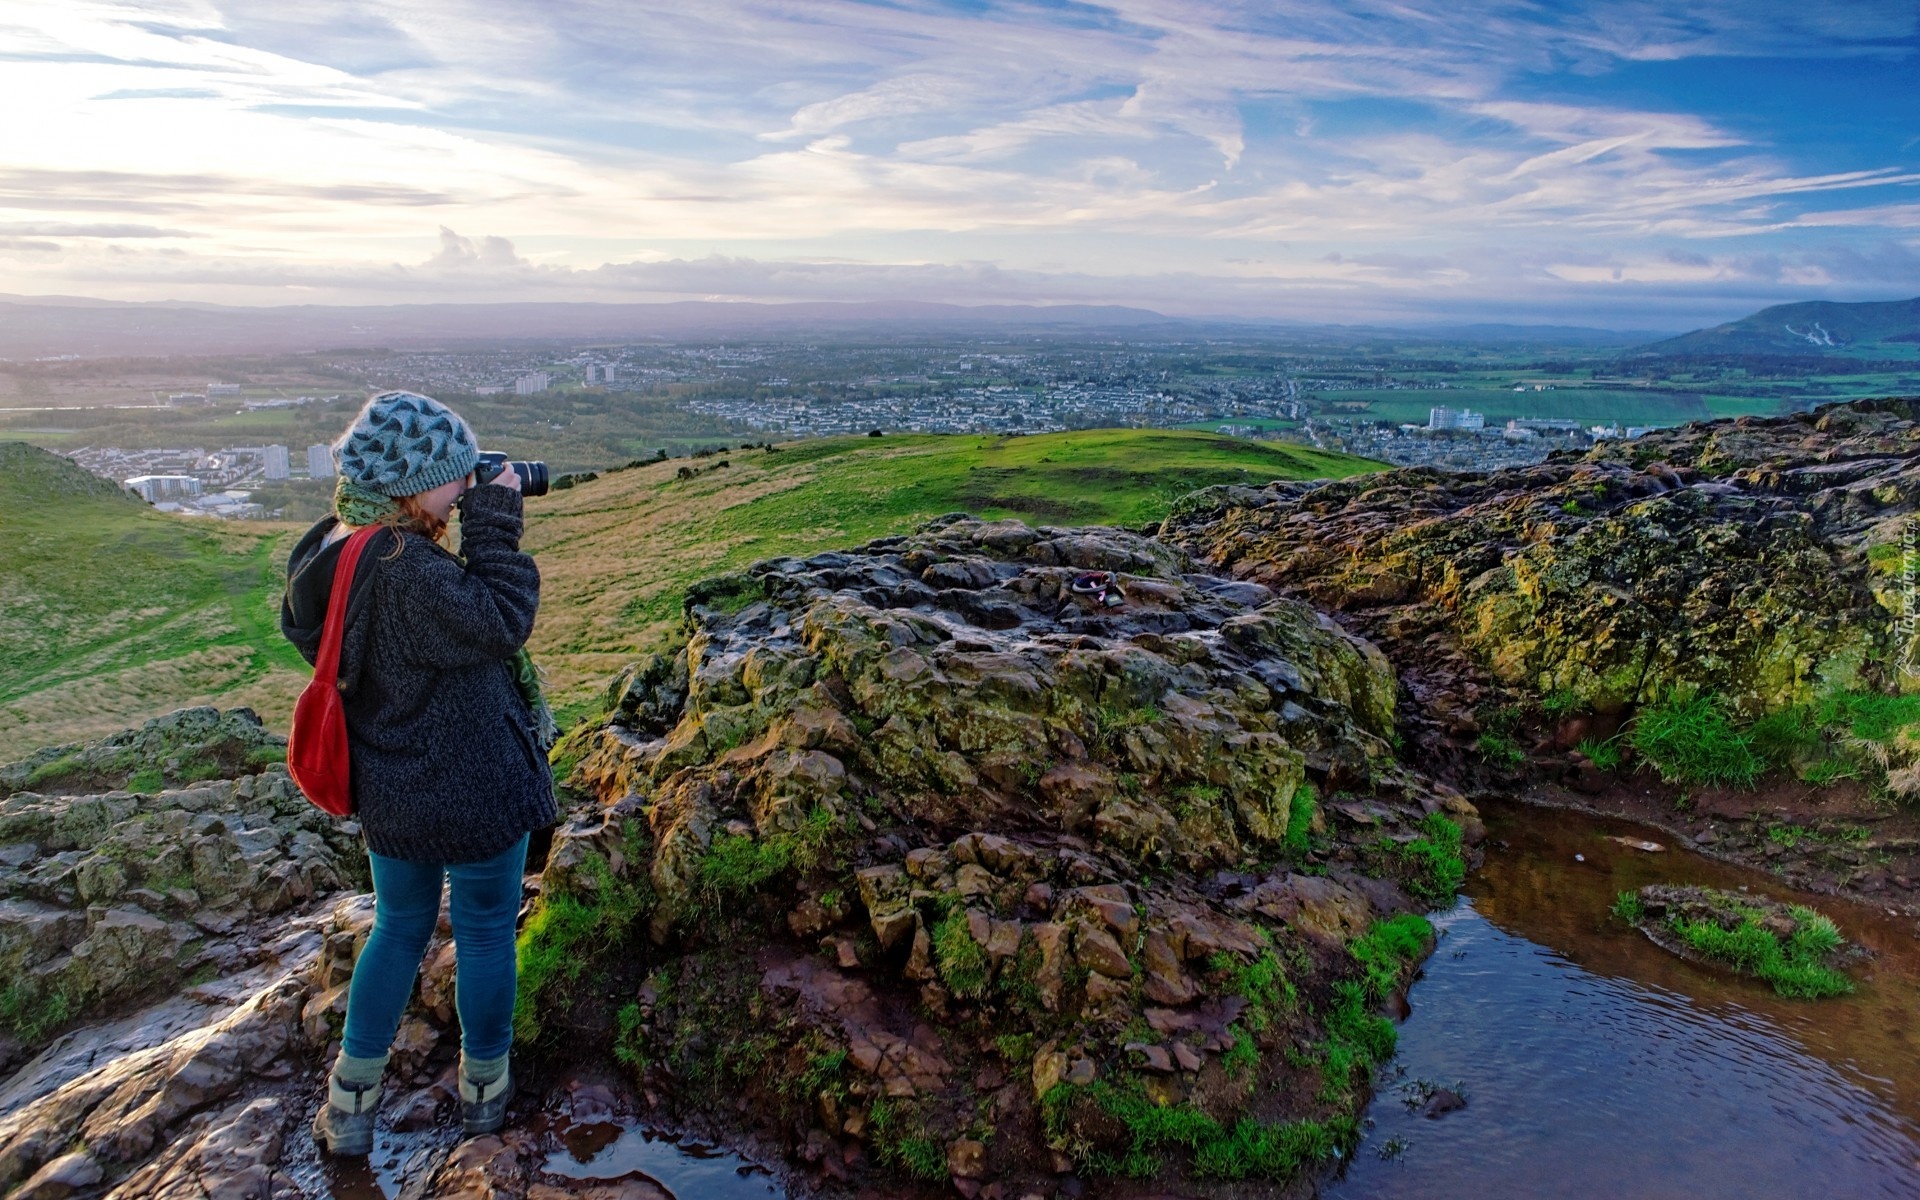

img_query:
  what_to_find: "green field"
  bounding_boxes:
[1303,386,1791,427]
[0,442,305,758]
[0,430,1384,755]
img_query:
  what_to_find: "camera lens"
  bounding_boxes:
[473,451,549,497]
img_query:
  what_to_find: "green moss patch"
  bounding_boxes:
[1382,814,1466,906]
[1615,885,1860,999]
[1047,1078,1357,1182]
[514,852,649,1043]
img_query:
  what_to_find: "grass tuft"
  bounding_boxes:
[1576,735,1623,771]
[1281,782,1317,857]
[931,907,991,1000]
[1611,891,1646,923]
[1067,1078,1353,1182]
[1629,694,1764,788]
[0,980,72,1043]
[696,806,836,918]
[1389,813,1466,906]
[1670,911,1853,999]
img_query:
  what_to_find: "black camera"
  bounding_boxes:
[473,451,550,497]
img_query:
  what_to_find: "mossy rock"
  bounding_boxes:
[0,708,286,799]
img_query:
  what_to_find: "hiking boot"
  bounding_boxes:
[310,1081,378,1157]
[461,1066,515,1137]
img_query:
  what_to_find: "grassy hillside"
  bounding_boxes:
[0,442,306,758]
[0,430,1383,756]
[523,429,1381,720]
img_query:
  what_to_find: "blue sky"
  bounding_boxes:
[0,0,1915,328]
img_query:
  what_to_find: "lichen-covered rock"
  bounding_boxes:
[553,517,1465,1196]
[0,760,365,1046]
[1161,397,1917,782]
[575,516,1399,921]
[0,708,286,800]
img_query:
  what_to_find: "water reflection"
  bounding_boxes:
[540,1123,782,1198]
[1330,800,1920,1199]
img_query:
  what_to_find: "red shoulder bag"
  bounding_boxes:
[289,526,379,817]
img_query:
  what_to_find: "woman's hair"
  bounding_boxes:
[373,491,449,554]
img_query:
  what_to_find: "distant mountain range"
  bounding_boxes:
[0,291,1911,358]
[0,294,1674,357]
[0,296,1183,357]
[1641,296,1920,357]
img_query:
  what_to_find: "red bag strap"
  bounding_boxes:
[316,526,381,687]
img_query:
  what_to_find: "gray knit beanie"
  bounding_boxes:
[335,391,480,497]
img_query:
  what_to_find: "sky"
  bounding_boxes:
[0,0,1916,329]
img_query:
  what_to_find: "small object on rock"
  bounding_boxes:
[1421,1088,1468,1119]
[1069,571,1126,606]
[1608,836,1665,853]
[1125,1042,1175,1073]
[1574,853,1585,862]
[948,1137,987,1179]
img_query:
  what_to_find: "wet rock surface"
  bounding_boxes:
[560,515,1466,1196]
[0,753,367,1066]
[1162,396,1920,910]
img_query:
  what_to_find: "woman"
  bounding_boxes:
[281,390,558,1156]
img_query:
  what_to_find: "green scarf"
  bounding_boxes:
[335,477,558,750]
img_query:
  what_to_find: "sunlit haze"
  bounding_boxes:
[2,0,1917,326]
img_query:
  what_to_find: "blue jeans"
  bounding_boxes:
[342,834,528,1062]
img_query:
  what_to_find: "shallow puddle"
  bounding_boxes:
[1329,798,1920,1199]
[540,1122,783,1197]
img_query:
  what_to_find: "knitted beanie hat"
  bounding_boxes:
[335,391,480,497]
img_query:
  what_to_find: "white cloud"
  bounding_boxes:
[0,0,1912,323]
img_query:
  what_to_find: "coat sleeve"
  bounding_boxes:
[384,485,541,670]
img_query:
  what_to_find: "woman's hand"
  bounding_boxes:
[492,464,522,493]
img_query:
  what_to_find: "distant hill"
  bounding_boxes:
[1640,296,1920,357]
[0,431,1386,752]
[0,443,305,758]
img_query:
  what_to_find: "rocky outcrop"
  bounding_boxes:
[0,713,364,1063]
[1157,398,1920,913]
[1161,398,1915,771]
[556,516,1470,1195]
[0,708,286,799]
[579,516,1400,909]
[0,880,496,1199]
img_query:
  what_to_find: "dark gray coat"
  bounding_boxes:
[280,485,557,863]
